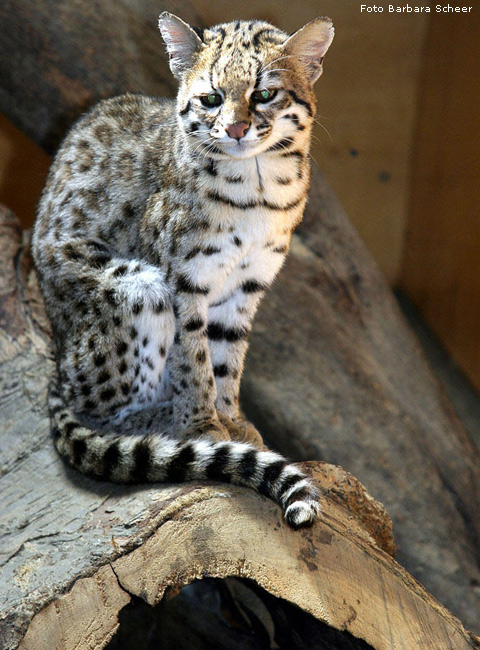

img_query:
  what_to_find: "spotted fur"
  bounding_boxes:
[32,13,334,528]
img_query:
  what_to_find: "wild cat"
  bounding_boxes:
[32,13,334,528]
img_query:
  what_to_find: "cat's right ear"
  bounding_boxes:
[158,12,204,78]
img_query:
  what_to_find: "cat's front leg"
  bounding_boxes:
[207,286,266,445]
[168,284,230,441]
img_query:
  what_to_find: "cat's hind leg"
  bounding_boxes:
[40,238,175,426]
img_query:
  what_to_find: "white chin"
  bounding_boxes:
[223,142,259,159]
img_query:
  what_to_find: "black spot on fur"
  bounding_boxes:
[176,274,210,295]
[153,300,166,313]
[206,445,231,482]
[100,387,116,402]
[241,280,266,293]
[208,322,248,342]
[203,245,221,256]
[185,246,201,260]
[104,288,117,306]
[94,353,106,367]
[97,370,111,385]
[100,441,121,480]
[112,264,129,277]
[258,460,286,496]
[72,438,87,467]
[64,421,80,438]
[166,443,195,482]
[185,317,205,332]
[132,301,143,315]
[131,439,153,482]
[213,364,229,378]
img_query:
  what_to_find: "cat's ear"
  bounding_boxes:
[283,17,334,84]
[158,12,204,78]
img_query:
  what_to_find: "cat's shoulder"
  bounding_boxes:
[61,93,176,146]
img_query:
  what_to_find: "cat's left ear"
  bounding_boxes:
[283,17,334,84]
[158,12,204,78]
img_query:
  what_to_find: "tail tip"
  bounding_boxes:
[285,499,320,529]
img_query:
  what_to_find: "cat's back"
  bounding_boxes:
[34,94,176,256]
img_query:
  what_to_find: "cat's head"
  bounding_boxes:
[158,14,334,160]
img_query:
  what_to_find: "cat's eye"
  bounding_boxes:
[200,93,223,108]
[251,89,277,104]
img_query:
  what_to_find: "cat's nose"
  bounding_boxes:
[225,122,250,141]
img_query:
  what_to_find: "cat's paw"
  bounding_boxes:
[218,413,265,449]
[181,417,231,442]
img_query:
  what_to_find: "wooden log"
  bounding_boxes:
[0,206,479,649]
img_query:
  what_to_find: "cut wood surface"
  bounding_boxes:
[0,205,479,649]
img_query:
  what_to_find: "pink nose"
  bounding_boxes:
[225,122,250,140]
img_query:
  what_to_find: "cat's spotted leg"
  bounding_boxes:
[168,275,231,442]
[207,285,266,446]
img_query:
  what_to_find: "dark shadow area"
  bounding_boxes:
[106,577,374,650]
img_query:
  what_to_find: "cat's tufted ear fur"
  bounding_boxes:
[284,17,334,84]
[158,12,204,78]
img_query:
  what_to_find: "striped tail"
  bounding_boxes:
[48,383,319,529]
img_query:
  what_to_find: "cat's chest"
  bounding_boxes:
[191,226,286,306]
[202,155,305,208]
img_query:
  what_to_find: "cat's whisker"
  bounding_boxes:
[191,136,217,158]
[313,119,333,143]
